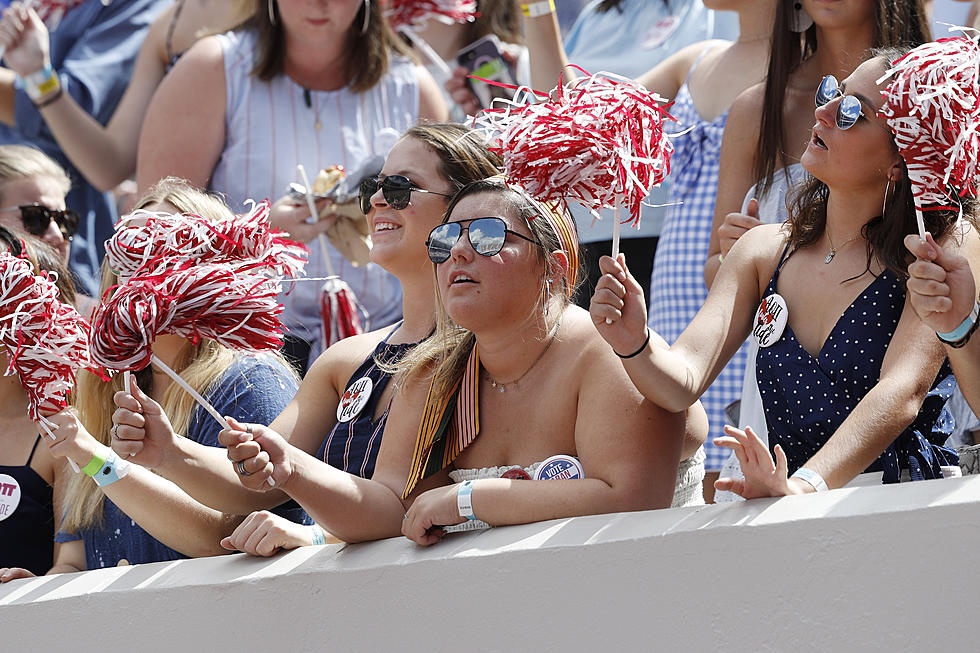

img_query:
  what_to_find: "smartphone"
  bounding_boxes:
[456,35,518,110]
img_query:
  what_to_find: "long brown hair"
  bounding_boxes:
[754,0,929,195]
[248,0,412,92]
[784,49,976,281]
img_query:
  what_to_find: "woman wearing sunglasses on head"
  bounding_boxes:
[592,50,961,499]
[111,125,507,553]
[218,177,707,551]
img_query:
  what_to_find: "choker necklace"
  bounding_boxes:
[824,232,862,264]
[485,320,560,393]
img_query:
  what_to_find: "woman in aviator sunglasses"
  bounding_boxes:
[593,50,966,500]
[220,177,707,549]
[0,145,75,266]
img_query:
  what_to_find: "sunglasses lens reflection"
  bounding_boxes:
[815,75,839,107]
[427,223,459,263]
[837,96,862,130]
[469,218,506,257]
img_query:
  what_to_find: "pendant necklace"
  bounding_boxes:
[303,87,325,131]
[824,232,862,264]
[485,320,561,393]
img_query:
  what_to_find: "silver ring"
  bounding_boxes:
[246,425,253,434]
[236,460,250,477]
[111,424,118,439]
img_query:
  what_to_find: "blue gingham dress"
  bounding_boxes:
[648,52,749,470]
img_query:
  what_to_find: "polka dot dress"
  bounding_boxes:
[756,248,957,482]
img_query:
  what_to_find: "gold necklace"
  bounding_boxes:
[484,320,560,393]
[303,87,325,131]
[824,231,863,264]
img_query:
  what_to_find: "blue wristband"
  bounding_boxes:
[309,524,327,546]
[937,302,980,343]
[92,451,131,487]
[457,480,476,521]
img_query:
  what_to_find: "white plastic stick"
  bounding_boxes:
[150,354,229,430]
[915,205,927,241]
[40,420,80,472]
[401,28,452,78]
[606,204,622,324]
[123,370,132,394]
[297,165,336,277]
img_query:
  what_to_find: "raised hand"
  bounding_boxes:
[713,425,810,499]
[268,194,333,243]
[0,4,49,76]
[589,254,649,357]
[44,408,101,469]
[110,379,178,468]
[718,198,763,259]
[220,511,317,557]
[905,232,977,334]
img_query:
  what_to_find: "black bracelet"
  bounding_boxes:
[34,86,63,109]
[615,328,650,359]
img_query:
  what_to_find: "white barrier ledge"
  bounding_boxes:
[2,474,979,651]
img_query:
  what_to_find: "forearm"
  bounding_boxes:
[521,4,570,90]
[160,437,288,514]
[280,448,407,543]
[468,477,671,526]
[37,95,136,191]
[803,378,928,488]
[704,253,723,289]
[620,341,706,413]
[101,465,243,558]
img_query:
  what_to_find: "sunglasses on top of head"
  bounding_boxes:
[425,217,539,264]
[0,203,79,239]
[814,75,877,131]
[358,174,452,215]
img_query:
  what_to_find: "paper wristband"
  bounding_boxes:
[81,450,108,477]
[457,480,476,521]
[937,301,980,344]
[92,451,132,487]
[521,0,555,18]
[791,467,828,492]
[309,524,327,546]
[22,64,60,101]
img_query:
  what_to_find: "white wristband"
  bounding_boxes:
[457,480,476,521]
[309,524,327,546]
[521,0,555,18]
[21,63,60,102]
[791,467,828,492]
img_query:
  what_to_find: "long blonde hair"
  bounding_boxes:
[63,178,293,532]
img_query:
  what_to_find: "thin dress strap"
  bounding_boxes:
[25,433,43,466]
[165,0,186,65]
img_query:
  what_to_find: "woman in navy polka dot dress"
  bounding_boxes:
[590,50,968,499]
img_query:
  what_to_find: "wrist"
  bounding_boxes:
[20,62,59,103]
[937,300,980,348]
[614,327,650,359]
[520,0,555,17]
[790,467,828,493]
[457,480,476,521]
[308,524,327,546]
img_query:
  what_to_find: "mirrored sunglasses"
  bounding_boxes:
[426,217,539,264]
[815,75,868,130]
[358,174,451,215]
[0,203,79,239]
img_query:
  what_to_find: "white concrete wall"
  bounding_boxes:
[2,474,979,652]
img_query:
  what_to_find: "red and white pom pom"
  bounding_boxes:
[384,0,478,30]
[0,252,93,424]
[90,261,285,373]
[878,36,980,209]
[106,199,308,280]
[25,0,87,29]
[470,68,675,226]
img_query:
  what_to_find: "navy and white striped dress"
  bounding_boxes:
[211,29,421,358]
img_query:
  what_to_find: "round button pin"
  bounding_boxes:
[753,293,789,348]
[336,376,374,423]
[533,455,585,481]
[0,473,22,522]
[500,468,531,480]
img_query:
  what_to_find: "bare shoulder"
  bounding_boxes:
[304,328,390,390]
[727,82,765,134]
[163,34,226,86]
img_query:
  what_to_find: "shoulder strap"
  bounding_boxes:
[25,433,43,466]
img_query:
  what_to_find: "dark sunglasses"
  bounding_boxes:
[815,75,871,130]
[426,217,539,264]
[358,174,451,215]
[0,203,79,239]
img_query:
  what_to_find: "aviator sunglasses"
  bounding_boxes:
[814,75,873,130]
[426,217,539,264]
[358,174,452,215]
[0,203,79,239]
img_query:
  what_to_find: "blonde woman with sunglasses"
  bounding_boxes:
[592,52,964,499]
[112,125,507,553]
[219,178,706,552]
